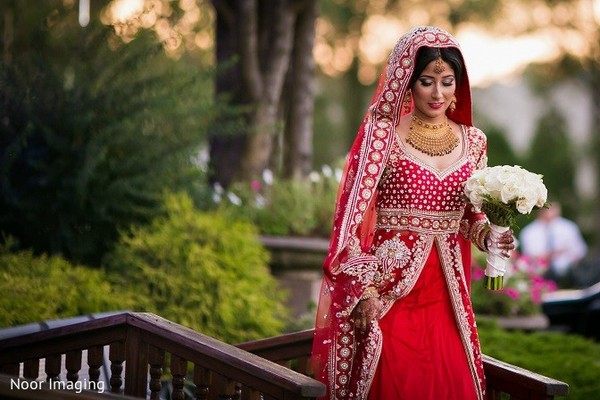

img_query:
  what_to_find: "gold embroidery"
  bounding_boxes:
[360,286,380,300]
[355,326,382,399]
[380,234,432,302]
[466,126,488,171]
[373,237,411,287]
[377,208,462,234]
[439,237,485,399]
[341,260,379,286]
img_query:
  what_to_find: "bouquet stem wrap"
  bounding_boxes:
[484,223,510,290]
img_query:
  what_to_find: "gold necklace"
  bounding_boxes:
[406,115,458,157]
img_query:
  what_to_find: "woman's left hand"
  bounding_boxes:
[487,228,515,258]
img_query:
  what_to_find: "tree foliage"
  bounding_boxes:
[523,107,578,218]
[481,125,522,168]
[105,192,288,343]
[0,1,227,265]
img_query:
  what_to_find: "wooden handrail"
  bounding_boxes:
[238,328,570,400]
[0,312,569,400]
[483,354,569,399]
[0,312,325,400]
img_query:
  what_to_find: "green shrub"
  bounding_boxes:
[0,239,126,327]
[215,165,340,238]
[105,192,288,343]
[478,319,600,400]
[225,179,318,236]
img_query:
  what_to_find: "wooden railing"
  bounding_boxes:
[0,311,569,400]
[239,329,570,400]
[0,312,324,400]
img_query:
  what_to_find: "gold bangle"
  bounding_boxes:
[477,225,490,251]
[471,221,489,252]
[360,286,379,300]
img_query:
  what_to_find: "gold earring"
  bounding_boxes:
[449,95,457,113]
[403,90,412,113]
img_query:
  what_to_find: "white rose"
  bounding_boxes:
[500,182,520,204]
[536,185,548,207]
[516,197,536,214]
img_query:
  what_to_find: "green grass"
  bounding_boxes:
[478,318,600,400]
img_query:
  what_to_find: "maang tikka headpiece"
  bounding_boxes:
[433,49,445,74]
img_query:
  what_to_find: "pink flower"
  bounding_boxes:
[531,275,543,283]
[250,180,262,192]
[530,288,542,304]
[546,280,558,292]
[528,277,557,303]
[503,288,520,300]
[473,268,485,280]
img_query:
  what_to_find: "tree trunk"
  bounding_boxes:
[210,0,317,185]
[283,0,317,179]
[3,6,14,66]
[591,28,600,252]
[209,0,246,187]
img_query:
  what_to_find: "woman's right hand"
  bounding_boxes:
[353,297,383,331]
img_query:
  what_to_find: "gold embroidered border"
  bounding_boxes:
[376,208,462,235]
[438,237,485,400]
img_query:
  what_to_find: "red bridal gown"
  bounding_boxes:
[365,128,482,399]
[312,123,488,400]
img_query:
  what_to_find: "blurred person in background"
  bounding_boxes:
[519,202,587,288]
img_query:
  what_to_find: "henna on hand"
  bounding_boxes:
[353,297,382,331]
[486,228,515,258]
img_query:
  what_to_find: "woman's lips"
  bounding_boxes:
[429,102,444,110]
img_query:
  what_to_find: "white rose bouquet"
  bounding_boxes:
[464,165,548,290]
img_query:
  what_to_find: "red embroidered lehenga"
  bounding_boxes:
[311,26,490,400]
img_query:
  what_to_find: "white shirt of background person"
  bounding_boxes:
[519,203,587,277]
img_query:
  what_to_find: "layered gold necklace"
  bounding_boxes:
[406,114,458,157]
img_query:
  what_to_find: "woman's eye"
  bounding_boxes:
[442,80,455,87]
[419,79,433,87]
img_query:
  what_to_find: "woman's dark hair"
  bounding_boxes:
[409,47,464,87]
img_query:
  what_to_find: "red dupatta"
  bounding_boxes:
[312,26,478,400]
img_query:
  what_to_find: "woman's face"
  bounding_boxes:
[411,59,456,122]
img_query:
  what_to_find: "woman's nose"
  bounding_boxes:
[432,84,443,99]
